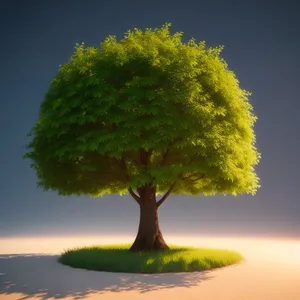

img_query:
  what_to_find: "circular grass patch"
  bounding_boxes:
[59,244,244,273]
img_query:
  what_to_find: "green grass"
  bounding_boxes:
[59,244,244,273]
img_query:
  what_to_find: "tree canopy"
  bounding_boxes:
[23,23,261,200]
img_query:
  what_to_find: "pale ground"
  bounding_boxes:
[0,235,300,299]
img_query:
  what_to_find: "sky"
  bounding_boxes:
[0,0,299,239]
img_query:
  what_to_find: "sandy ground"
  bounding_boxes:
[0,235,300,299]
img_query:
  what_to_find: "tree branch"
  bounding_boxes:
[159,137,182,167]
[156,182,176,208]
[139,148,151,166]
[119,154,141,205]
[131,157,140,166]
[128,187,141,204]
[181,173,206,184]
[119,154,130,179]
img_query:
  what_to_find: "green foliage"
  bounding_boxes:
[59,244,243,273]
[23,23,261,198]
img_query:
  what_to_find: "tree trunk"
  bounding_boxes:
[129,184,169,252]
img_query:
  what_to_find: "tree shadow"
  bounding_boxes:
[0,253,215,299]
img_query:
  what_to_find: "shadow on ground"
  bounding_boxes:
[0,253,215,299]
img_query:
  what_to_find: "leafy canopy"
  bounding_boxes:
[23,23,261,198]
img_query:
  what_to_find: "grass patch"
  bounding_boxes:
[59,244,244,273]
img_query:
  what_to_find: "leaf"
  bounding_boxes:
[23,23,260,198]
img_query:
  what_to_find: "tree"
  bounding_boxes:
[23,23,261,252]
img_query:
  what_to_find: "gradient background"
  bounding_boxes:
[1,0,299,239]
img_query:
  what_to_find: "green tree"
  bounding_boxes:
[23,23,261,251]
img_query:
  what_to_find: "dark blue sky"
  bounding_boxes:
[1,0,299,238]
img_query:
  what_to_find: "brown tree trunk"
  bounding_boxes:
[129,184,169,252]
